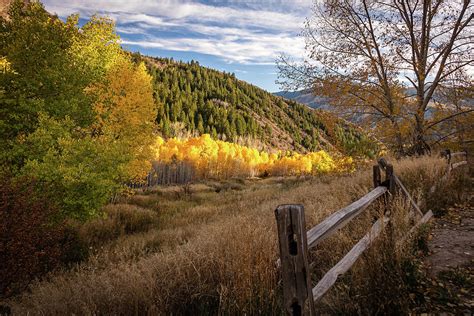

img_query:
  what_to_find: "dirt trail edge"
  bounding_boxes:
[426,202,473,277]
[411,176,473,314]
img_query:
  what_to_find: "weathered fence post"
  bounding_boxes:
[378,161,397,245]
[373,165,381,188]
[275,204,315,316]
[385,164,395,196]
[377,158,396,221]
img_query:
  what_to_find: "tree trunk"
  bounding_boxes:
[390,119,404,158]
[412,113,430,156]
[412,83,430,156]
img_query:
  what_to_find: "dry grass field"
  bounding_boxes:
[7,156,470,315]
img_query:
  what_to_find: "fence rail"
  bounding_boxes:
[275,151,468,315]
[442,149,468,171]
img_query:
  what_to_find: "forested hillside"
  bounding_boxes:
[136,55,379,158]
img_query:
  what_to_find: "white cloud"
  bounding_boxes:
[122,33,305,64]
[44,0,308,31]
[43,0,311,64]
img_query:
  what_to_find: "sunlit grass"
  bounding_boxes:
[10,156,469,314]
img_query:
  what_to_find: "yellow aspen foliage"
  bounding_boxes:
[0,56,15,74]
[68,15,124,82]
[88,58,156,180]
[152,134,354,179]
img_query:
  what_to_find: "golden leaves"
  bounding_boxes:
[0,56,16,74]
[86,56,156,181]
[152,134,354,178]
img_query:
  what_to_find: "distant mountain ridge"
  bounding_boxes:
[274,89,331,110]
[274,89,368,124]
[276,88,474,118]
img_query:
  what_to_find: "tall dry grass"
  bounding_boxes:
[77,204,159,247]
[6,156,469,314]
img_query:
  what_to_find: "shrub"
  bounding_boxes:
[0,175,85,298]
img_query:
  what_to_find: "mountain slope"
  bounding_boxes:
[136,54,378,158]
[274,89,331,110]
[275,89,371,125]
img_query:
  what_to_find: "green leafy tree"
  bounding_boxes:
[1,1,156,220]
[22,116,118,219]
[0,1,87,165]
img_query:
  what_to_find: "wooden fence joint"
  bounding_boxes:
[377,158,395,195]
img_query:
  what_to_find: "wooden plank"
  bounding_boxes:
[306,186,387,250]
[275,205,315,316]
[312,216,390,303]
[409,210,433,234]
[398,210,434,248]
[451,151,467,157]
[394,176,423,218]
[451,160,467,170]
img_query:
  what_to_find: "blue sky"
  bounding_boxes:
[42,0,313,92]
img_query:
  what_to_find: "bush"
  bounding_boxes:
[0,175,85,298]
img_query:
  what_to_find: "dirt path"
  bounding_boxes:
[426,202,473,277]
[411,178,473,314]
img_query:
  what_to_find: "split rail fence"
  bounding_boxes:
[275,151,468,315]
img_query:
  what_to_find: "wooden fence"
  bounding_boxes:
[275,151,468,315]
[442,149,468,172]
